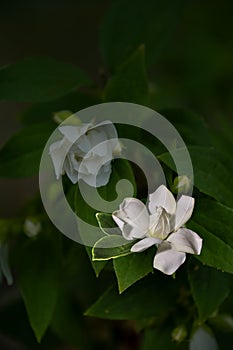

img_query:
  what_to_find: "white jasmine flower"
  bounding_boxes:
[112,185,202,275]
[49,120,121,187]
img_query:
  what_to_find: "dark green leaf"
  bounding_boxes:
[92,235,134,261]
[104,45,149,104]
[159,146,233,208]
[113,248,155,293]
[158,109,211,147]
[100,0,184,69]
[187,221,233,274]
[16,235,62,342]
[85,274,178,320]
[142,328,176,350]
[0,56,91,102]
[96,212,121,235]
[51,292,84,347]
[192,199,233,250]
[188,262,230,322]
[0,122,55,177]
[21,91,100,125]
[74,159,136,276]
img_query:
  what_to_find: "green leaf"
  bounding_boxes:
[192,199,233,250]
[21,91,100,125]
[85,274,178,320]
[0,56,91,102]
[159,146,233,208]
[0,122,55,177]
[158,109,211,147]
[100,0,184,69]
[92,235,134,261]
[113,248,155,293]
[104,45,149,104]
[189,327,219,350]
[188,221,233,274]
[96,212,121,235]
[85,246,107,278]
[74,158,136,276]
[16,235,61,342]
[142,329,176,350]
[51,292,84,347]
[186,199,233,274]
[188,262,230,322]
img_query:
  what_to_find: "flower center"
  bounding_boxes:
[148,206,170,240]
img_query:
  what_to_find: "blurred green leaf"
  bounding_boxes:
[158,109,211,147]
[92,235,134,261]
[113,248,154,293]
[16,234,62,342]
[100,0,184,69]
[51,292,84,347]
[0,56,91,102]
[142,328,177,350]
[85,274,178,320]
[159,146,233,208]
[104,45,149,104]
[0,122,54,177]
[188,262,230,322]
[21,91,100,125]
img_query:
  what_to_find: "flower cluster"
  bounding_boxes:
[112,185,202,275]
[49,119,121,187]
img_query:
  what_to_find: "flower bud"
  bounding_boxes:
[24,218,41,238]
[171,325,187,343]
[172,175,191,194]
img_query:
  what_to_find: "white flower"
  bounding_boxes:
[112,185,202,275]
[49,119,121,187]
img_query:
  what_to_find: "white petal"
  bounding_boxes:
[148,185,176,216]
[131,237,161,252]
[59,124,92,143]
[49,138,71,179]
[119,198,149,232]
[153,242,186,275]
[167,228,202,255]
[174,195,195,230]
[112,198,149,240]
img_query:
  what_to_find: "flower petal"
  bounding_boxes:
[131,237,161,252]
[49,138,71,179]
[148,185,176,216]
[153,242,186,275]
[112,198,149,240]
[174,195,195,230]
[59,124,92,143]
[167,228,202,255]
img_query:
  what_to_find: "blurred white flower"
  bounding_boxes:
[172,175,192,194]
[49,119,121,187]
[24,218,41,238]
[112,185,202,275]
[0,243,13,285]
